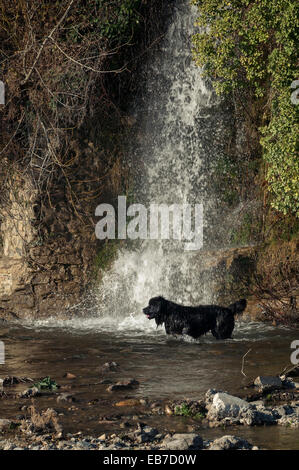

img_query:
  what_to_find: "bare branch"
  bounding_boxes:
[241,349,252,377]
[21,0,75,85]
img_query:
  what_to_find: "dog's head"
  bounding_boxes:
[143,296,166,326]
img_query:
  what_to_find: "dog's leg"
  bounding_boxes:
[213,313,235,340]
[211,328,220,339]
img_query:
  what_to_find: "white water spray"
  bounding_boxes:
[94,1,231,330]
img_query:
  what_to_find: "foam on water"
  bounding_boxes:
[20,314,285,345]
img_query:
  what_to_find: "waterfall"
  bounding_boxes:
[93,0,233,330]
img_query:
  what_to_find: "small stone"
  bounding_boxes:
[18,386,40,398]
[120,421,131,429]
[115,399,141,407]
[161,433,203,450]
[274,405,294,417]
[283,365,299,378]
[136,426,158,443]
[139,399,147,406]
[63,373,76,380]
[209,435,253,450]
[100,362,119,374]
[57,393,75,403]
[165,405,173,415]
[282,378,299,389]
[107,379,139,392]
[0,419,12,431]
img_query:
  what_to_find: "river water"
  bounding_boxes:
[1,318,299,449]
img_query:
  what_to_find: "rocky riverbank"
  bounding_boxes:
[0,431,257,451]
[1,365,299,450]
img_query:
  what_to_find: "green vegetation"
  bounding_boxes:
[230,212,262,245]
[92,0,142,43]
[31,377,58,391]
[174,403,206,420]
[192,0,299,216]
[94,239,120,275]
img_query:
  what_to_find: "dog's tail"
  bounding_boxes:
[227,298,247,315]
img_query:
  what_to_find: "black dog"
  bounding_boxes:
[143,296,247,340]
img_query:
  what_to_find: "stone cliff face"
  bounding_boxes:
[0,0,169,320]
[0,171,97,319]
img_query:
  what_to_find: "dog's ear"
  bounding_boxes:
[151,296,166,327]
[157,296,166,313]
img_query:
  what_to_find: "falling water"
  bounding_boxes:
[94,0,234,329]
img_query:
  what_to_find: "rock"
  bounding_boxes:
[249,400,264,407]
[276,406,299,427]
[107,379,139,392]
[120,421,131,429]
[281,365,299,379]
[136,425,159,443]
[282,378,299,389]
[57,393,75,403]
[0,419,12,431]
[209,435,254,450]
[273,404,295,417]
[165,404,173,415]
[3,376,33,386]
[205,388,222,404]
[241,408,277,426]
[254,376,282,391]
[207,392,251,421]
[100,362,119,374]
[205,390,281,426]
[161,433,203,450]
[18,386,40,398]
[277,415,299,427]
[63,373,76,380]
[115,399,141,407]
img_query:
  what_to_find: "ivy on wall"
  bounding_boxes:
[191,0,298,216]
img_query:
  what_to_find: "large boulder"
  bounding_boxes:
[207,392,251,421]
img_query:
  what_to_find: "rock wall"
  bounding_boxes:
[0,174,97,320]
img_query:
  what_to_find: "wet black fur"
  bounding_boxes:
[143,296,247,340]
